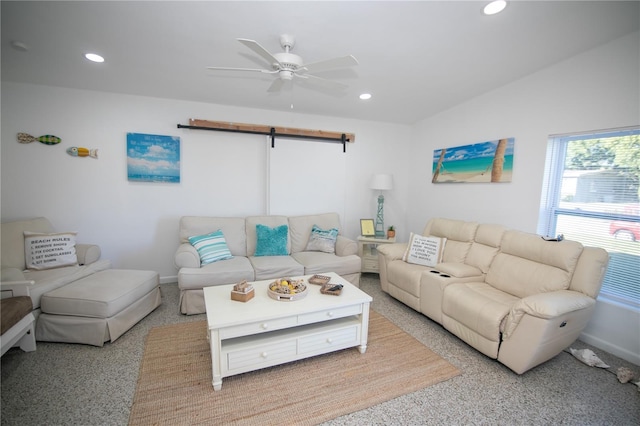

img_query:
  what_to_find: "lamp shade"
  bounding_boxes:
[370,174,393,191]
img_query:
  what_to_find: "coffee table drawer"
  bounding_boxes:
[298,304,362,324]
[227,340,297,372]
[298,325,360,354]
[220,316,298,339]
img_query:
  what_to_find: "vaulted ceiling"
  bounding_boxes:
[2,1,638,124]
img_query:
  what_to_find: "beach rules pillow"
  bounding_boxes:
[402,233,446,267]
[24,231,78,270]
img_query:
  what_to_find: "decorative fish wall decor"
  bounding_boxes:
[17,132,61,145]
[66,147,98,158]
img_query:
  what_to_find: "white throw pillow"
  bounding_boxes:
[402,233,446,267]
[24,231,78,270]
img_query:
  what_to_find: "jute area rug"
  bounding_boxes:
[129,311,461,425]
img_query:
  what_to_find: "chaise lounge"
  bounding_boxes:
[1,217,162,346]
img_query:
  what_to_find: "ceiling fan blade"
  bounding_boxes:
[267,78,286,93]
[296,74,348,91]
[206,66,277,74]
[237,38,281,67]
[303,55,358,73]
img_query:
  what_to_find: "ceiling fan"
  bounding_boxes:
[207,34,358,93]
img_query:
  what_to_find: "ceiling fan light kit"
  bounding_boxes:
[207,34,358,93]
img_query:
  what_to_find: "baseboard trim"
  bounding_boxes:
[579,331,640,367]
[160,275,177,284]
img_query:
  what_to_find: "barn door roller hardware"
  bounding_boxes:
[177,119,354,152]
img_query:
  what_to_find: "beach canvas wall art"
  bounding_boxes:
[432,138,514,183]
[127,133,180,183]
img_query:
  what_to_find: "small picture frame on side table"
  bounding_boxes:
[360,219,375,237]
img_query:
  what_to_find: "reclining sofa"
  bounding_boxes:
[377,217,609,374]
[175,212,361,314]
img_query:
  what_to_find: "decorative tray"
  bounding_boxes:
[308,274,331,285]
[320,283,343,296]
[268,278,308,301]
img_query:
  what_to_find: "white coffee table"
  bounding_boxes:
[203,272,372,391]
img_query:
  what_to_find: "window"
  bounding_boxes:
[538,126,640,309]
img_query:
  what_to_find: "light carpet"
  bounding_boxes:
[128,310,461,425]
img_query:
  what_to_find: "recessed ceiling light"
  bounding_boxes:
[484,0,507,15]
[359,93,372,100]
[84,53,105,63]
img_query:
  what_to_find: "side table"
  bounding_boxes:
[357,236,396,274]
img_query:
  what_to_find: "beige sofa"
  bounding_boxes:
[377,218,609,374]
[175,212,361,314]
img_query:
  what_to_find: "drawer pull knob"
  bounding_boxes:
[261,352,268,358]
[327,338,333,344]
[327,312,334,317]
[261,323,269,330]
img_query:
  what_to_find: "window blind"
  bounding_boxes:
[538,127,640,308]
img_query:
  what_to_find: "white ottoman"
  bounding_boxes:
[36,269,161,346]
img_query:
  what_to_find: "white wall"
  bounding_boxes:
[409,32,640,365]
[1,83,412,282]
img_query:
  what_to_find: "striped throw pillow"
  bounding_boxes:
[188,230,233,265]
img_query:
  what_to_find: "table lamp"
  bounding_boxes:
[370,174,393,238]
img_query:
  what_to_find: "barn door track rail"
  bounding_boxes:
[177,119,355,152]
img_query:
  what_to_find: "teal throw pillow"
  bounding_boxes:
[188,230,233,265]
[305,224,339,253]
[254,224,289,256]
